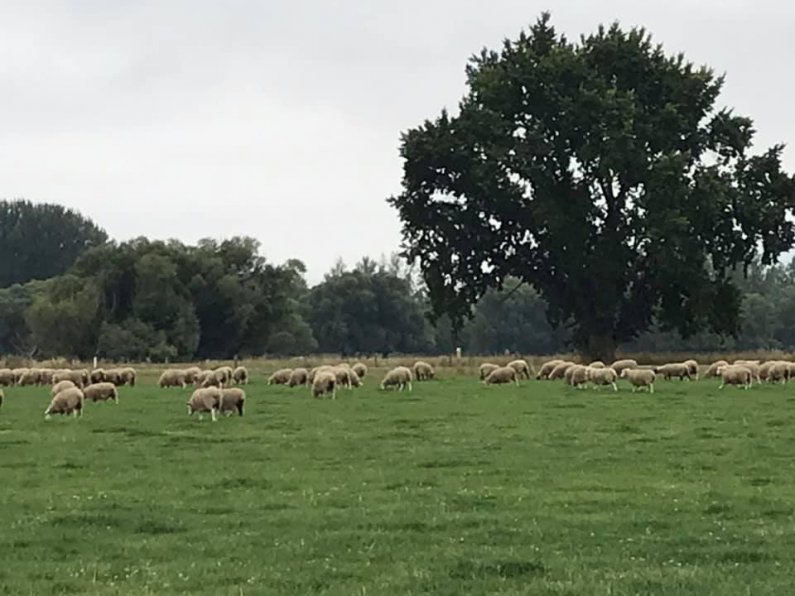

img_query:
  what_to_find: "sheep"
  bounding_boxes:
[536,359,563,380]
[588,361,606,369]
[312,371,337,399]
[620,368,656,393]
[787,362,795,380]
[12,368,29,385]
[39,369,55,385]
[413,361,435,381]
[734,361,761,384]
[381,366,413,391]
[683,359,699,380]
[479,363,500,380]
[549,361,575,380]
[45,387,85,419]
[83,382,119,403]
[346,367,363,388]
[184,366,203,384]
[0,369,14,387]
[101,369,123,385]
[158,369,187,388]
[216,366,234,385]
[90,368,106,384]
[187,387,222,421]
[566,365,589,388]
[767,361,790,384]
[220,388,245,416]
[117,367,136,386]
[232,366,249,385]
[18,369,42,386]
[268,368,293,386]
[288,368,309,387]
[51,380,77,396]
[655,363,691,381]
[717,365,752,389]
[333,366,354,389]
[587,367,618,391]
[201,369,226,388]
[483,366,519,386]
[352,362,367,379]
[610,359,638,375]
[52,369,88,388]
[507,359,533,380]
[704,360,728,379]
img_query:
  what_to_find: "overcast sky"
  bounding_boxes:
[1,1,793,283]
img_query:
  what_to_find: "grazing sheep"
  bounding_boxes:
[566,365,589,388]
[620,368,656,393]
[413,361,435,381]
[655,363,691,381]
[507,359,533,380]
[767,361,790,384]
[187,387,222,421]
[683,359,699,380]
[731,361,761,384]
[479,363,500,380]
[536,359,563,380]
[83,382,119,403]
[549,361,575,381]
[288,368,309,387]
[90,368,105,384]
[312,371,337,399]
[483,366,519,386]
[787,362,795,380]
[704,360,729,379]
[51,380,77,396]
[201,369,226,388]
[717,365,752,389]
[587,367,618,391]
[588,361,606,369]
[220,388,245,416]
[117,367,136,386]
[216,366,234,385]
[52,369,89,388]
[18,369,42,386]
[232,366,249,385]
[100,369,123,385]
[268,368,293,386]
[381,366,413,391]
[184,367,203,384]
[12,368,29,385]
[333,366,354,389]
[347,368,362,388]
[0,369,14,387]
[159,369,188,389]
[352,362,367,379]
[39,369,55,385]
[610,359,638,375]
[45,387,85,419]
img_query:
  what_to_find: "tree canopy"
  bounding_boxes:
[389,13,795,360]
[0,199,107,289]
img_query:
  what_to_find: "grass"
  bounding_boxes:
[2,370,795,594]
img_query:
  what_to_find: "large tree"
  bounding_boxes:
[0,200,107,289]
[389,13,795,360]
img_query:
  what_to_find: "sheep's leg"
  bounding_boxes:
[649,384,654,394]
[611,382,617,392]
[718,383,725,390]
[211,409,218,422]
[187,405,192,416]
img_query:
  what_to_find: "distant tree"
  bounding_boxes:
[389,13,795,361]
[25,275,103,359]
[307,263,433,356]
[0,200,107,289]
[463,280,569,354]
[0,281,46,355]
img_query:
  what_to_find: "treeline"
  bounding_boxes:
[2,200,795,361]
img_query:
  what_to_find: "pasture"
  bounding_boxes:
[2,369,795,594]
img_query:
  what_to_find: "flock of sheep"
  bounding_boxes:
[0,356,784,421]
[481,357,786,391]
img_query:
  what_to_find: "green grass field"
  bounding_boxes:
[2,372,795,595]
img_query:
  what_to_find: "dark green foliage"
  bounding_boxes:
[0,199,107,289]
[389,13,795,360]
[0,281,46,355]
[307,259,434,356]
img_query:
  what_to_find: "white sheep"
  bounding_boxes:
[232,366,249,385]
[479,363,499,380]
[413,361,435,381]
[220,388,245,416]
[51,379,77,397]
[704,360,728,379]
[620,368,656,393]
[268,368,293,386]
[566,365,589,388]
[288,368,309,387]
[352,362,367,379]
[507,359,532,380]
[655,363,691,381]
[549,362,575,380]
[0,369,14,386]
[381,366,413,391]
[312,371,337,399]
[610,359,638,375]
[45,387,85,419]
[717,365,752,389]
[187,387,222,421]
[587,367,618,391]
[483,366,519,386]
[83,382,119,403]
[159,369,188,388]
[536,359,563,380]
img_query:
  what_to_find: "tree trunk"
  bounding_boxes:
[582,334,617,364]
